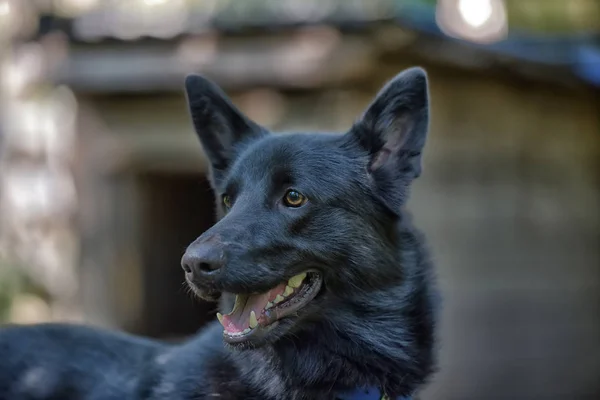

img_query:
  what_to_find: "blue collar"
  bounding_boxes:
[336,387,411,400]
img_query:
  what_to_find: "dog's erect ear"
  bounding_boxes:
[185,75,267,184]
[350,67,429,211]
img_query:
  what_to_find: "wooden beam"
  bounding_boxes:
[55,31,376,93]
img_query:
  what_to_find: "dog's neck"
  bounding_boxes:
[225,221,435,400]
[233,300,429,399]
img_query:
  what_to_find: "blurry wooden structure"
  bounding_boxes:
[3,1,600,399]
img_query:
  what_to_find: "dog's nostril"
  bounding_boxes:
[198,261,220,273]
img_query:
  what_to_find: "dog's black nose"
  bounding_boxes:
[181,242,225,278]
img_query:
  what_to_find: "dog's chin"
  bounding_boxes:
[215,270,323,349]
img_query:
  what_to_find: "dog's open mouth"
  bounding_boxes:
[217,271,322,343]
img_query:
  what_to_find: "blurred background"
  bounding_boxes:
[0,0,599,399]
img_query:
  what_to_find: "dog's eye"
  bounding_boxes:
[283,190,307,208]
[222,194,232,210]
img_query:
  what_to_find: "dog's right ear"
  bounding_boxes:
[185,75,267,185]
[349,67,430,213]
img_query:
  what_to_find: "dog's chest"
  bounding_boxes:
[237,352,287,399]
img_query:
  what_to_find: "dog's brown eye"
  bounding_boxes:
[222,194,232,209]
[283,190,306,208]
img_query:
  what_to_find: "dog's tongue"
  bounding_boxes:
[221,283,286,334]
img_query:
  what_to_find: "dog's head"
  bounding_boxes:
[182,68,429,348]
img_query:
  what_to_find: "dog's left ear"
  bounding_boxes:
[350,67,429,211]
[185,74,267,186]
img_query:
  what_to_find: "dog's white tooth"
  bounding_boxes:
[266,301,273,309]
[274,294,285,303]
[243,328,251,334]
[284,286,294,297]
[231,295,241,314]
[249,311,258,328]
[217,313,224,326]
[288,272,307,288]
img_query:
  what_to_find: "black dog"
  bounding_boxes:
[0,67,438,400]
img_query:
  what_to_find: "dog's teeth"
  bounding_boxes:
[266,301,274,309]
[231,295,242,314]
[216,313,224,326]
[288,272,307,288]
[284,286,294,296]
[249,311,258,328]
[243,328,251,334]
[274,294,285,304]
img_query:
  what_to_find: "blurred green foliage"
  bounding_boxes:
[0,263,26,322]
[505,0,600,34]
[403,0,599,34]
[0,263,46,322]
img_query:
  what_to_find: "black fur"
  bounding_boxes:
[0,67,438,400]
